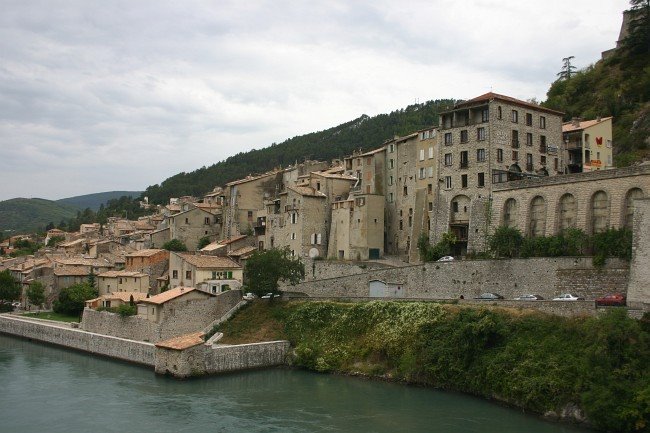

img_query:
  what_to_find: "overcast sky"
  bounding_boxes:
[0,0,630,201]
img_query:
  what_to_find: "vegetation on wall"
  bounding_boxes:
[244,247,305,297]
[417,232,457,262]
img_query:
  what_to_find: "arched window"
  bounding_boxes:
[591,191,609,234]
[529,196,546,237]
[624,188,644,229]
[558,193,577,231]
[503,198,517,228]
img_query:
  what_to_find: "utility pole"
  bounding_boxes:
[557,56,576,80]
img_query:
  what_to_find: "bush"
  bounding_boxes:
[418,232,456,262]
[162,239,187,252]
[489,226,523,258]
[116,304,137,317]
[53,283,97,316]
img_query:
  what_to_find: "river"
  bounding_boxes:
[0,334,590,433]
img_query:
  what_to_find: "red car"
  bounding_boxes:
[595,293,626,307]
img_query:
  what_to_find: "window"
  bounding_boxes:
[497,106,502,119]
[409,215,413,227]
[316,182,321,191]
[428,146,434,159]
[356,158,361,166]
[445,176,452,189]
[541,155,547,165]
[403,185,408,196]
[419,149,425,161]
[540,135,547,153]
[444,133,453,145]
[477,127,486,141]
[481,108,489,122]
[526,153,533,171]
[185,270,191,280]
[526,133,533,146]
[512,110,518,123]
[389,143,394,152]
[512,150,519,160]
[460,151,468,168]
[476,148,486,162]
[291,232,296,240]
[389,159,394,169]
[388,192,394,203]
[478,172,485,187]
[554,158,559,171]
[512,130,519,147]
[444,153,453,166]
[399,220,403,230]
[388,175,393,186]
[427,183,433,194]
[539,116,546,129]
[497,148,503,162]
[460,130,468,143]
[366,157,372,165]
[172,270,178,279]
[204,217,210,225]
[291,213,297,224]
[419,167,425,179]
[428,202,433,211]
[461,174,468,188]
[185,217,189,224]
[452,201,459,212]
[525,113,532,126]
[427,166,434,178]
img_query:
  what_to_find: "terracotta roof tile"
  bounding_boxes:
[155,332,205,350]
[140,286,210,305]
[178,253,242,269]
[126,249,167,257]
[562,116,613,132]
[97,270,148,278]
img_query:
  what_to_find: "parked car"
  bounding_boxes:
[474,293,503,300]
[595,293,626,307]
[514,294,544,301]
[437,256,455,262]
[261,293,280,299]
[242,293,256,301]
[11,301,21,308]
[552,293,585,301]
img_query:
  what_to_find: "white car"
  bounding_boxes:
[11,301,21,308]
[552,293,585,301]
[242,293,255,301]
[261,293,280,299]
[437,256,455,262]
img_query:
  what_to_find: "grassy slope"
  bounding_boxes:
[0,198,78,234]
[217,300,650,433]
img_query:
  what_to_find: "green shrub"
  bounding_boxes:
[489,226,523,258]
[116,304,137,317]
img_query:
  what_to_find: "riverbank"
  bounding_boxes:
[216,300,650,433]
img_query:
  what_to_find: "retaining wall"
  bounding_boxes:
[285,257,629,301]
[0,315,155,366]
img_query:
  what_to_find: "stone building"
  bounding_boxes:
[433,92,564,254]
[168,252,243,289]
[167,206,220,251]
[328,194,384,260]
[562,117,614,173]
[96,270,150,296]
[491,164,649,238]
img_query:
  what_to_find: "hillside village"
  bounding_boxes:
[0,89,648,320]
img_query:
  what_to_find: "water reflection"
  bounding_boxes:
[0,335,589,433]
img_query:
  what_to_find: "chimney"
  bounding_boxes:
[571,117,582,127]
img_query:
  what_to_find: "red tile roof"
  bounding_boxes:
[562,116,613,132]
[454,92,564,115]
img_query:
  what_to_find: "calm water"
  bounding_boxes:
[0,334,590,433]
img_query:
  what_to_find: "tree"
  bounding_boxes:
[197,236,212,250]
[417,232,457,262]
[46,235,65,247]
[162,239,188,252]
[0,270,21,302]
[488,226,524,258]
[244,247,305,298]
[53,282,98,316]
[556,56,577,80]
[26,281,45,310]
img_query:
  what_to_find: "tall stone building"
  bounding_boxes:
[433,92,564,254]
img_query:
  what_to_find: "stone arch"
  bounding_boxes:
[590,190,609,234]
[623,188,645,229]
[558,193,577,232]
[450,194,471,223]
[503,198,518,228]
[529,195,546,237]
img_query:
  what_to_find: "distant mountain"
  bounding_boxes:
[57,191,143,211]
[0,198,78,234]
[143,99,456,204]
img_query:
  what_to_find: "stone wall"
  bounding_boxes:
[459,300,597,317]
[299,258,393,283]
[285,257,629,302]
[627,198,650,309]
[81,289,242,342]
[0,315,155,366]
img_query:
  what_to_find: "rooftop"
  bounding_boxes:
[155,331,205,351]
[450,92,564,116]
[97,270,148,278]
[140,286,211,305]
[126,248,167,257]
[562,116,613,133]
[177,253,242,269]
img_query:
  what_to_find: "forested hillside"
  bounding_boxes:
[543,1,650,166]
[0,198,78,234]
[57,191,142,211]
[143,99,455,204]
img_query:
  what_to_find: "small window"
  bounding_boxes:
[185,218,189,224]
[428,146,434,159]
[525,113,532,126]
[481,108,489,122]
[497,106,502,119]
[428,202,433,211]
[388,192,394,203]
[185,270,191,279]
[526,133,533,146]
[554,158,559,170]
[427,166,434,178]
[403,186,408,196]
[444,133,453,145]
[477,127,486,141]
[461,174,468,188]
[477,172,485,187]
[172,270,178,279]
[452,201,459,212]
[389,159,395,169]
[419,167,426,179]
[512,150,519,161]
[512,110,518,123]
[497,148,503,163]
[541,155,547,165]
[460,130,468,143]
[419,149,425,161]
[388,175,393,186]
[427,184,433,194]
[476,148,486,162]
[445,176,452,189]
[389,144,394,153]
[444,153,453,166]
[540,116,546,129]
[512,130,519,147]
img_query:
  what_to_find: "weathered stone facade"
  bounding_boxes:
[627,198,650,309]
